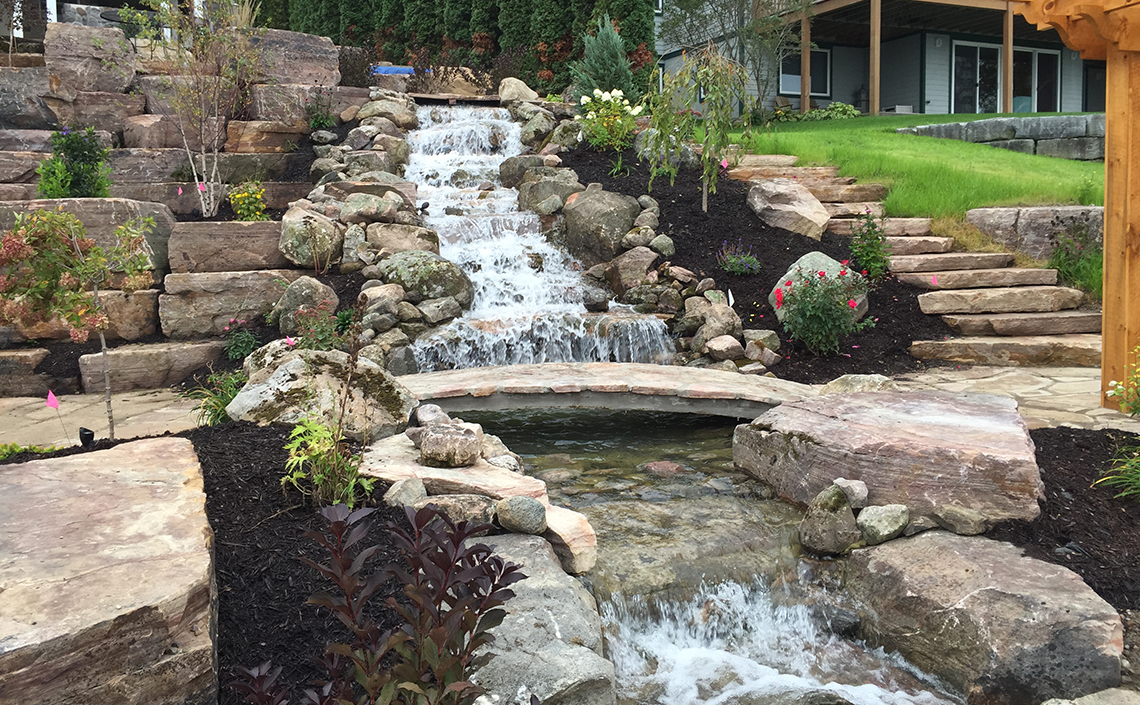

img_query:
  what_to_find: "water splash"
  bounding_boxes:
[603,581,960,705]
[403,105,674,371]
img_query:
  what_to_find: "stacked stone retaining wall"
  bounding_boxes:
[898,114,1105,161]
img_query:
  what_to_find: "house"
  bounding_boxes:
[654,0,1104,115]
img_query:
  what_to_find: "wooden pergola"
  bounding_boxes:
[1016,0,1137,409]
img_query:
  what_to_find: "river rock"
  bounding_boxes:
[420,424,483,468]
[358,283,405,316]
[517,168,584,213]
[798,484,861,556]
[366,222,440,254]
[43,23,135,95]
[833,478,868,509]
[693,304,743,352]
[769,251,868,323]
[856,504,909,545]
[414,494,495,525]
[159,270,302,338]
[357,98,418,130]
[383,477,427,507]
[226,348,417,442]
[706,335,745,361]
[0,438,215,705]
[819,373,900,394]
[734,391,1044,523]
[418,296,461,324]
[649,234,675,257]
[498,77,540,102]
[748,179,830,240]
[339,192,401,224]
[520,111,557,147]
[378,250,475,308]
[496,496,548,535]
[847,531,1123,703]
[280,207,343,270]
[471,535,615,705]
[564,186,642,267]
[605,246,659,297]
[269,276,338,336]
[500,154,546,189]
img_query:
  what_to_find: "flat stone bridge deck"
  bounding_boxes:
[399,362,818,418]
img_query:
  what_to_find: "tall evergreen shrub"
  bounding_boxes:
[498,0,534,50]
[569,14,635,100]
[443,0,472,42]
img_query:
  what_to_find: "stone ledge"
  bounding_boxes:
[79,340,227,393]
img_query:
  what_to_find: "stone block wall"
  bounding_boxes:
[966,205,1103,259]
[898,115,1105,161]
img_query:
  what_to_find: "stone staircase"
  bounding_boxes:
[729,154,1102,367]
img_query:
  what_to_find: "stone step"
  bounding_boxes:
[884,236,954,255]
[168,221,289,273]
[941,310,1102,336]
[79,340,228,393]
[106,149,307,184]
[896,267,1057,290]
[828,217,933,236]
[918,286,1084,315]
[728,165,840,181]
[919,285,1083,315]
[890,252,1014,272]
[909,334,1101,367]
[0,129,113,152]
[824,201,884,218]
[111,182,311,214]
[736,154,798,167]
[0,150,46,182]
[806,182,888,203]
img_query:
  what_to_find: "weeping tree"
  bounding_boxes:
[644,43,751,212]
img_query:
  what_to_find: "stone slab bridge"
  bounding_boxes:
[399,362,818,419]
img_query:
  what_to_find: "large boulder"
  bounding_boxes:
[564,186,642,267]
[357,98,418,131]
[471,535,616,705]
[520,111,557,148]
[747,179,831,240]
[768,251,869,323]
[79,340,227,393]
[0,67,56,129]
[168,221,289,273]
[604,246,659,297]
[500,154,546,189]
[966,206,1104,260]
[45,91,147,136]
[43,23,135,95]
[517,168,584,213]
[124,114,224,151]
[498,77,540,102]
[847,531,1123,703]
[0,438,215,705]
[547,119,583,149]
[341,192,402,224]
[366,222,440,254]
[269,275,339,336]
[224,120,308,153]
[226,347,417,441]
[280,206,343,270]
[159,270,303,338]
[733,391,1044,524]
[251,28,341,86]
[377,250,475,308]
[419,424,483,468]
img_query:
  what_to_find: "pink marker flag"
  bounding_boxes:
[177,186,183,195]
[931,275,939,286]
[46,390,59,409]
[198,183,206,192]
[284,336,296,346]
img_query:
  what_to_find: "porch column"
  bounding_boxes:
[1017,0,1140,410]
[801,18,812,113]
[870,0,881,115]
[1003,3,1014,112]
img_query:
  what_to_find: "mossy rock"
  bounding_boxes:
[378,250,474,308]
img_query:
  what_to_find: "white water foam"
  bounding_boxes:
[405,105,674,371]
[603,581,961,705]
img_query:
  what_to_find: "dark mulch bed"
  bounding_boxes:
[992,426,1140,611]
[173,201,288,223]
[560,147,957,385]
[29,332,167,381]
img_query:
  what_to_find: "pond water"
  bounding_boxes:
[462,409,961,705]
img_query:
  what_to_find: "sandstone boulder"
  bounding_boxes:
[270,276,339,336]
[366,222,440,254]
[43,23,135,95]
[224,120,308,153]
[252,29,341,86]
[747,180,830,240]
[0,67,55,129]
[564,186,642,267]
[4,289,159,343]
[768,251,868,323]
[378,250,475,308]
[0,128,111,151]
[604,246,659,297]
[79,340,227,393]
[498,77,540,102]
[414,494,495,525]
[159,270,302,338]
[280,206,343,269]
[733,391,1044,523]
[123,114,224,151]
[168,221,289,273]
[0,150,46,182]
[420,424,483,468]
[847,531,1123,703]
[819,373,899,394]
[226,347,417,442]
[45,91,146,135]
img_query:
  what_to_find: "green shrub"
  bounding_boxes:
[223,318,261,360]
[184,369,248,426]
[282,416,372,507]
[35,127,112,199]
[1095,444,1140,501]
[0,443,60,461]
[569,14,634,102]
[294,303,346,350]
[1047,225,1102,301]
[577,87,640,151]
[1106,343,1140,416]
[849,210,892,283]
[776,268,873,355]
[717,240,762,276]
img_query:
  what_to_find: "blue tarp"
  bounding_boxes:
[372,66,418,75]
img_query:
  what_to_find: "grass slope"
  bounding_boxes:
[735,113,1105,218]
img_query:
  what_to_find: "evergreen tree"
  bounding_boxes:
[569,14,636,100]
[405,0,443,48]
[497,0,534,50]
[375,0,406,61]
[443,0,473,43]
[339,0,376,45]
[469,0,499,40]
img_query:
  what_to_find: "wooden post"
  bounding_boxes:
[1003,4,1014,112]
[1017,0,1140,410]
[801,18,812,113]
[870,0,881,115]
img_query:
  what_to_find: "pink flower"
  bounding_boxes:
[847,299,857,309]
[720,158,728,168]
[285,336,296,346]
[785,280,792,286]
[862,269,868,275]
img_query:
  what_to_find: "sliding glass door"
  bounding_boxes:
[1012,49,1060,112]
[953,43,1001,114]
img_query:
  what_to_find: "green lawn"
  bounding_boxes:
[733,113,1105,219]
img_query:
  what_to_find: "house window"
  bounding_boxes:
[779,49,830,97]
[654,0,663,15]
[1012,48,1061,112]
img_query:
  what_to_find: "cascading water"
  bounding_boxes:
[404,105,675,371]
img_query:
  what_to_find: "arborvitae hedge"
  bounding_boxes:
[444,0,473,43]
[497,0,535,50]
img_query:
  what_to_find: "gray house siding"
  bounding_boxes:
[924,33,951,114]
[880,34,922,111]
[1060,47,1083,112]
[831,45,868,108]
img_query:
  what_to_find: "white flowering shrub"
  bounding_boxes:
[575,88,643,151]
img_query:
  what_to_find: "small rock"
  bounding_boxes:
[696,278,716,294]
[414,494,496,525]
[738,362,768,375]
[856,504,910,545]
[705,359,739,373]
[705,335,745,361]
[340,105,360,123]
[542,154,562,166]
[933,505,989,535]
[412,403,451,427]
[649,234,675,257]
[311,130,337,145]
[903,515,939,536]
[417,296,461,324]
[395,301,422,322]
[638,194,659,211]
[799,485,862,557]
[833,478,869,509]
[743,329,781,352]
[820,374,901,395]
[621,226,655,250]
[420,424,482,468]
[383,478,427,507]
[478,181,494,191]
[495,496,547,534]
[641,460,684,476]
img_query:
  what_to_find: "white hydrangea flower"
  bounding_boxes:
[593,88,603,96]
[601,91,612,101]
[630,105,643,116]
[587,111,596,119]
[623,99,630,105]
[612,89,624,97]
[581,95,591,104]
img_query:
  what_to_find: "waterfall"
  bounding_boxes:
[404,105,675,371]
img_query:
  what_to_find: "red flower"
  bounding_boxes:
[818,271,826,277]
[862,269,868,275]
[775,288,783,308]
[841,259,849,265]
[785,280,792,286]
[840,270,847,276]
[847,299,858,309]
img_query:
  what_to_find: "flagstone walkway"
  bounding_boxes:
[2,364,1139,448]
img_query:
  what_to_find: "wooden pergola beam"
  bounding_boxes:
[1003,2,1014,111]
[870,0,881,115]
[801,18,812,113]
